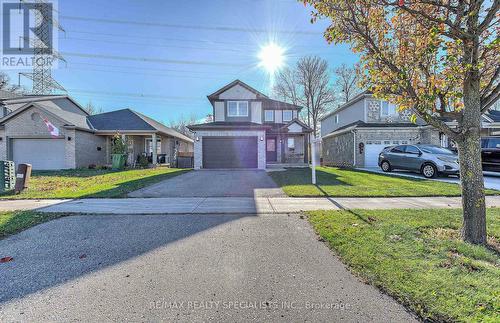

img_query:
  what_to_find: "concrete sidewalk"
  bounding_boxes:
[3,196,500,214]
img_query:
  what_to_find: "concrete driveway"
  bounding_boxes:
[128,170,286,198]
[0,214,416,322]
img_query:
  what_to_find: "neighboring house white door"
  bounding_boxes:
[364,141,387,167]
[12,138,66,170]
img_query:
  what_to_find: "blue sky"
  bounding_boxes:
[6,0,359,124]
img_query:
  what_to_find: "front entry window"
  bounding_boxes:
[287,137,295,150]
[267,139,276,152]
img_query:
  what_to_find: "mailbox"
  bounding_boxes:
[15,163,32,194]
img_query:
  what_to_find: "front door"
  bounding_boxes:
[266,137,277,162]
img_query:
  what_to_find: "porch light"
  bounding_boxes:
[196,137,200,141]
[260,137,264,141]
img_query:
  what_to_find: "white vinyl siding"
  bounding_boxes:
[214,101,225,121]
[228,101,249,117]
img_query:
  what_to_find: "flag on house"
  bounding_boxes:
[43,118,60,138]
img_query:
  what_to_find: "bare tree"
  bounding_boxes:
[84,101,104,115]
[0,72,25,95]
[275,68,301,106]
[274,56,336,136]
[170,114,198,138]
[334,63,361,103]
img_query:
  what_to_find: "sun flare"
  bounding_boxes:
[258,43,285,73]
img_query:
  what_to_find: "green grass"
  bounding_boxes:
[0,168,189,199]
[308,208,500,322]
[269,167,498,197]
[0,210,64,239]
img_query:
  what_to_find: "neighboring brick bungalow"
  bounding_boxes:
[0,95,193,170]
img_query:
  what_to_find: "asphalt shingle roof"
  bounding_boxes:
[88,109,193,142]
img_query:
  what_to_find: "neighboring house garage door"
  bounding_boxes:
[12,139,66,170]
[203,137,258,169]
[364,141,387,167]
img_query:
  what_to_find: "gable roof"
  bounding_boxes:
[207,80,269,101]
[0,101,92,130]
[88,109,193,143]
[0,95,90,116]
[262,98,302,110]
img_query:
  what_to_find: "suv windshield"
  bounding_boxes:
[419,145,455,155]
[486,138,500,149]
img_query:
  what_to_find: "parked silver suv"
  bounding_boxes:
[378,144,459,178]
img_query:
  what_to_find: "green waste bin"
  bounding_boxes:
[111,154,127,170]
[0,161,16,192]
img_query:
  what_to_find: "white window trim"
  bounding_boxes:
[380,100,397,117]
[264,110,274,122]
[227,101,249,117]
[283,110,293,122]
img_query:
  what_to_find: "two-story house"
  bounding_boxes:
[320,91,446,168]
[187,80,312,169]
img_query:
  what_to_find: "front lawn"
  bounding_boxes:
[269,167,498,197]
[0,168,189,199]
[0,211,63,240]
[308,208,500,322]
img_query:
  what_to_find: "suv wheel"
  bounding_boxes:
[381,161,391,172]
[422,164,437,178]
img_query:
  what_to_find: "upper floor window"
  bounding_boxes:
[381,101,397,117]
[228,101,249,117]
[264,110,274,122]
[334,115,339,124]
[283,110,293,122]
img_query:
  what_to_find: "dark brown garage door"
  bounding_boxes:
[202,137,258,169]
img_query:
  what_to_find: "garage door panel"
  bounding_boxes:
[12,139,66,170]
[365,142,386,167]
[203,137,258,169]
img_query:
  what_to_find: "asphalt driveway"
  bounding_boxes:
[128,170,286,198]
[0,214,416,322]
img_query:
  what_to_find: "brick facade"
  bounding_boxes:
[322,126,442,168]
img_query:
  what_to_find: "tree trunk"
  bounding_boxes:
[457,68,487,244]
[456,134,487,245]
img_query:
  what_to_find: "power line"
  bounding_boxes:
[64,62,253,76]
[63,36,250,54]
[62,29,329,49]
[61,66,261,82]
[67,88,207,101]
[60,51,252,68]
[60,15,321,36]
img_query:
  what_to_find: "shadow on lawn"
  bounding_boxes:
[0,169,190,199]
[273,168,353,187]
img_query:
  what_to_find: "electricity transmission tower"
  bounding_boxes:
[19,0,66,95]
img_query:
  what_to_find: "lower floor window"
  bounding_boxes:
[287,137,295,150]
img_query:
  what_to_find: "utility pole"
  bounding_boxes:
[19,0,66,94]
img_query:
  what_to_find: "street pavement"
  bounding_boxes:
[0,213,417,322]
